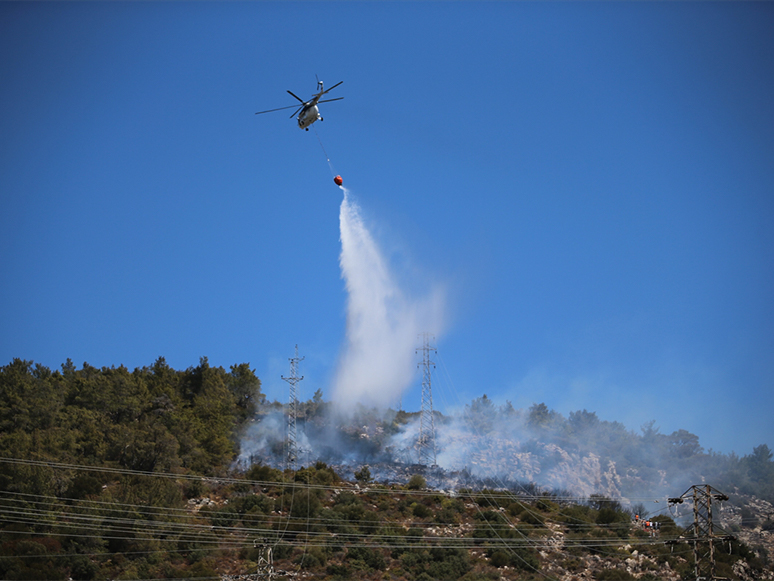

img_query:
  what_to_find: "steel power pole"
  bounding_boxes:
[254,540,274,580]
[667,484,734,580]
[281,345,304,471]
[416,333,437,467]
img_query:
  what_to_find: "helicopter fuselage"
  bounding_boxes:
[298,104,321,130]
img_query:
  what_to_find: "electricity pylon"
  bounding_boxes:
[281,345,304,470]
[253,540,274,580]
[416,333,437,467]
[667,484,734,580]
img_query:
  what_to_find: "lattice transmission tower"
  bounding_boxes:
[281,345,304,470]
[667,484,734,580]
[253,540,274,580]
[416,333,437,467]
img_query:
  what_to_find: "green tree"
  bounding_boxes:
[407,474,426,490]
[744,444,774,486]
[527,402,560,430]
[568,409,599,433]
[228,363,263,421]
[465,394,497,432]
[354,465,372,484]
[667,429,703,458]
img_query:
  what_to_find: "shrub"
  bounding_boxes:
[325,563,350,580]
[273,543,294,559]
[507,501,525,517]
[205,505,238,527]
[69,556,98,580]
[347,546,386,570]
[442,497,466,512]
[246,463,282,483]
[354,465,371,483]
[294,548,325,569]
[400,549,428,569]
[490,550,510,567]
[407,474,426,490]
[651,515,677,536]
[509,548,540,571]
[520,508,545,525]
[561,504,593,530]
[66,475,104,499]
[312,461,340,484]
[187,559,218,579]
[288,491,321,519]
[474,510,507,524]
[596,568,635,580]
[476,490,507,508]
[227,481,252,495]
[183,478,205,499]
[426,551,470,579]
[412,503,432,518]
[233,493,272,515]
[334,491,360,506]
[406,527,424,542]
[597,507,621,525]
[436,507,459,524]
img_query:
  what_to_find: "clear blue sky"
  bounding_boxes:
[2,2,772,456]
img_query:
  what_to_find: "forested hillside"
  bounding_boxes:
[0,357,261,478]
[1,358,772,580]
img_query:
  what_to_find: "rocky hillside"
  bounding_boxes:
[240,397,774,513]
[2,359,773,580]
[717,494,774,579]
[3,458,773,580]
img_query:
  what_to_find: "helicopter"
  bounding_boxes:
[255,79,343,131]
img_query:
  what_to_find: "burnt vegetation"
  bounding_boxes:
[0,358,772,580]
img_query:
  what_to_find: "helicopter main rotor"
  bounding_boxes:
[255,81,344,123]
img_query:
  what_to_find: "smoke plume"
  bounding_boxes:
[331,189,444,410]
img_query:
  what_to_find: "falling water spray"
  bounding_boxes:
[332,189,444,411]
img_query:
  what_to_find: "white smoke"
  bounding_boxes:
[235,412,285,467]
[332,189,444,410]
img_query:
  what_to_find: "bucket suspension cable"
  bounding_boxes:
[312,124,336,177]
